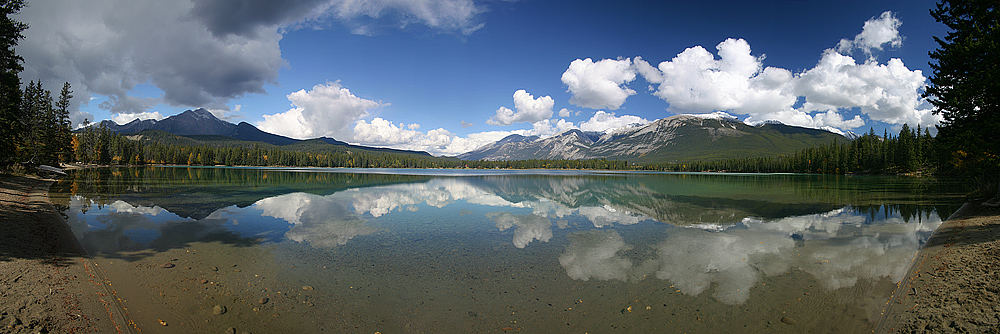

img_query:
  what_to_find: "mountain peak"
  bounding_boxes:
[180,108,218,120]
[498,134,538,144]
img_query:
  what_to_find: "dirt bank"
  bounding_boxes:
[878,202,1000,332]
[0,174,117,333]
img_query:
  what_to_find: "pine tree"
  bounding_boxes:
[925,0,999,191]
[0,0,25,167]
[55,82,73,162]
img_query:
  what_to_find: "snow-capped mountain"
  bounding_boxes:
[458,115,847,162]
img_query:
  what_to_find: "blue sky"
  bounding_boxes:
[17,0,945,155]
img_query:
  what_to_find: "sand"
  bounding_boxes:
[878,202,1000,333]
[0,175,117,333]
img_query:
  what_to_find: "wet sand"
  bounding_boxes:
[879,202,1000,332]
[0,175,116,333]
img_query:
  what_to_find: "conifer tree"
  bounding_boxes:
[0,0,26,167]
[925,0,999,193]
[55,82,73,162]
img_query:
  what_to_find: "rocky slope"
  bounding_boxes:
[458,115,846,162]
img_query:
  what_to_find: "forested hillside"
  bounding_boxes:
[642,125,936,174]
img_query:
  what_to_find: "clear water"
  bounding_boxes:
[51,167,965,333]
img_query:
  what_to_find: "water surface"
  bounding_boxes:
[52,167,964,333]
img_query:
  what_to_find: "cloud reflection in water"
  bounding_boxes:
[66,173,947,304]
[557,208,943,305]
[255,192,375,248]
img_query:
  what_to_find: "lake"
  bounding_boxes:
[50,166,965,333]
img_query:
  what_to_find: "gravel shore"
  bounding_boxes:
[0,175,115,333]
[878,202,1000,332]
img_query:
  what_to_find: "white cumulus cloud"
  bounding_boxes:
[794,50,939,127]
[257,82,385,140]
[353,117,453,151]
[561,58,636,110]
[528,119,577,137]
[637,38,796,116]
[574,11,938,132]
[837,11,903,55]
[350,117,584,156]
[578,111,649,133]
[488,89,555,126]
[110,111,165,125]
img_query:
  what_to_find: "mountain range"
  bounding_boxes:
[458,115,847,162]
[92,108,432,156]
[93,108,850,163]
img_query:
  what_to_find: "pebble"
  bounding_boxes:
[212,266,219,272]
[258,297,269,305]
[200,279,208,284]
[780,316,795,325]
[213,305,227,315]
[226,327,236,334]
[158,319,168,326]
[162,263,176,269]
[302,286,314,291]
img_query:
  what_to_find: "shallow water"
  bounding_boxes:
[51,167,965,333]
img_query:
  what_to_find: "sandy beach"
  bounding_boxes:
[0,175,116,333]
[878,201,1000,332]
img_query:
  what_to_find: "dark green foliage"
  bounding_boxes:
[55,82,73,161]
[70,127,632,170]
[0,0,74,169]
[0,0,26,167]
[15,81,74,166]
[643,126,936,174]
[925,0,999,193]
[71,122,934,175]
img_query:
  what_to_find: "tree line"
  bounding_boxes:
[646,125,936,174]
[1,0,74,168]
[70,125,633,170]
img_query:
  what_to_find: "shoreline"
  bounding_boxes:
[0,174,118,333]
[63,163,940,178]
[877,201,1000,332]
[3,170,995,332]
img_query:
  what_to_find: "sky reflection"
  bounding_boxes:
[64,171,948,305]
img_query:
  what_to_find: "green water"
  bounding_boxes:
[51,167,965,333]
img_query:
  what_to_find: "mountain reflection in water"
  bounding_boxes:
[57,167,959,305]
